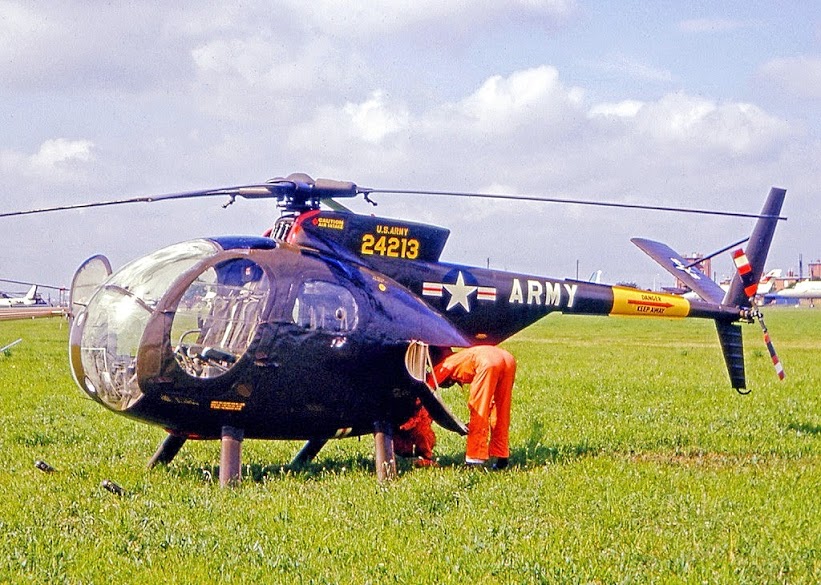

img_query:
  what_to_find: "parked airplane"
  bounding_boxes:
[0,285,40,307]
[766,279,821,300]
[756,269,782,295]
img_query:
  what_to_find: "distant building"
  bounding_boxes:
[772,272,800,292]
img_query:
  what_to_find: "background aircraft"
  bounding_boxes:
[765,279,821,301]
[0,285,40,307]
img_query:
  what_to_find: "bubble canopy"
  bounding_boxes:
[69,239,272,411]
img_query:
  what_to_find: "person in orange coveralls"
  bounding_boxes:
[431,345,516,469]
[393,398,438,467]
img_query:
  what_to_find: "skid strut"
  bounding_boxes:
[219,425,244,487]
[373,421,397,482]
[147,433,187,468]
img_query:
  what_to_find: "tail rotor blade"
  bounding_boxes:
[755,311,786,381]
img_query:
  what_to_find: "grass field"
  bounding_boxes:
[1,310,819,583]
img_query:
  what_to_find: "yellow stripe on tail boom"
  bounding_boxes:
[610,286,690,318]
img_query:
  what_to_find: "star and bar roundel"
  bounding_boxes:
[422,269,497,312]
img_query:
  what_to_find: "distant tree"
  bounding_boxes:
[616,281,638,289]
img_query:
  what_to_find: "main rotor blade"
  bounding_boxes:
[0,175,361,218]
[0,277,65,291]
[0,184,278,218]
[363,188,788,220]
[2,175,787,221]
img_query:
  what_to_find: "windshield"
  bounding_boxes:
[78,240,221,410]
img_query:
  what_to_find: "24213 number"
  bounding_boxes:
[360,234,420,259]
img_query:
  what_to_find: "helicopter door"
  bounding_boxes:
[171,258,271,379]
[404,341,467,435]
[69,254,112,317]
[68,254,113,396]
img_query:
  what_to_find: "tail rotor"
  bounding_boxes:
[751,306,786,381]
[732,244,786,383]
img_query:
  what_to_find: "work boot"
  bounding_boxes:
[491,457,508,471]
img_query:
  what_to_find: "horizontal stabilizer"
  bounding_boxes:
[716,321,746,390]
[631,238,725,304]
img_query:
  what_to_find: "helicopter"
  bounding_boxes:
[0,174,786,485]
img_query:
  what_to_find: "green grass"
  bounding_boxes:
[1,310,819,583]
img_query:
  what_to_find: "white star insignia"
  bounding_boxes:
[443,271,477,311]
[671,257,701,280]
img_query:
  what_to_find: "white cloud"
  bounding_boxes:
[633,94,789,154]
[0,4,816,289]
[588,100,644,118]
[757,56,821,100]
[455,66,585,132]
[596,55,676,84]
[191,36,334,90]
[344,91,410,144]
[517,0,576,13]
[286,91,411,171]
[0,2,194,92]
[273,0,576,37]
[586,93,791,159]
[190,33,370,123]
[287,66,588,172]
[2,139,95,183]
[679,18,756,33]
[0,1,49,41]
[283,65,793,201]
[30,138,94,169]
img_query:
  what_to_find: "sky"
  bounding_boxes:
[1,0,820,298]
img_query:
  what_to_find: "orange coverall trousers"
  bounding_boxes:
[432,346,516,462]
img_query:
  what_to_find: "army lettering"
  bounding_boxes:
[509,279,577,308]
[376,225,410,236]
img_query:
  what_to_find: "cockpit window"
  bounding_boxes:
[78,239,221,410]
[110,239,220,307]
[291,280,358,332]
[172,258,270,379]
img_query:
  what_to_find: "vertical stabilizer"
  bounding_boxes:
[722,187,786,307]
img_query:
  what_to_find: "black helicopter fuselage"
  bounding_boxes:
[67,208,741,445]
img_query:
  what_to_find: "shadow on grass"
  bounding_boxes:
[155,419,600,483]
[159,439,600,484]
[511,441,601,468]
[161,453,380,484]
[512,418,601,468]
[787,421,821,436]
